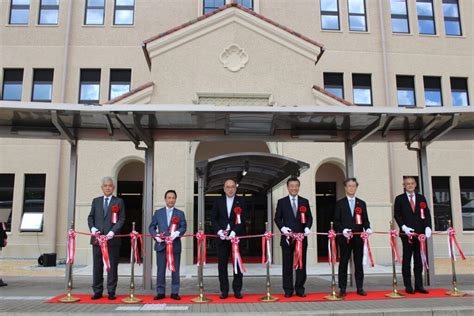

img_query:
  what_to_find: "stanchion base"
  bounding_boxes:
[191,295,212,303]
[58,295,80,303]
[122,296,143,304]
[324,293,342,301]
[385,290,405,299]
[446,288,465,297]
[258,294,279,302]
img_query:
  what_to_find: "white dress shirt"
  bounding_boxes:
[226,195,234,218]
[406,191,416,204]
[166,207,173,226]
[347,195,356,216]
[289,194,299,209]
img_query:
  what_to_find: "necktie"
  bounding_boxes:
[103,197,109,218]
[409,194,415,213]
[291,198,297,217]
[350,199,355,216]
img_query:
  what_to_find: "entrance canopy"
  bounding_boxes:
[196,152,309,193]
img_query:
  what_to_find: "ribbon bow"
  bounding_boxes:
[231,236,246,274]
[447,227,466,261]
[361,231,374,267]
[195,230,207,266]
[418,234,429,270]
[292,232,305,270]
[66,229,76,265]
[328,229,337,265]
[261,231,272,265]
[129,231,144,266]
[98,235,111,272]
[389,229,401,263]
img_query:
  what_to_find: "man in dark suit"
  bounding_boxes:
[211,178,246,299]
[394,176,432,294]
[87,176,125,300]
[334,178,372,297]
[0,222,7,287]
[148,190,187,300]
[274,177,313,297]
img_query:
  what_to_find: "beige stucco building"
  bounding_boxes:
[0,0,472,271]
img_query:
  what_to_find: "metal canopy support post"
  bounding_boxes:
[143,145,154,290]
[65,142,78,285]
[345,141,354,178]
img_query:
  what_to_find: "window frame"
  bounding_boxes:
[323,72,344,99]
[396,75,416,107]
[416,0,436,35]
[31,69,54,102]
[423,76,443,107]
[9,0,31,25]
[113,0,135,25]
[442,0,462,36]
[459,176,474,231]
[347,0,368,32]
[450,77,470,106]
[109,68,131,100]
[20,174,46,233]
[79,69,101,104]
[84,0,106,25]
[320,0,341,31]
[432,176,453,231]
[2,68,24,101]
[352,73,373,106]
[390,0,410,34]
[38,0,60,25]
[0,174,15,233]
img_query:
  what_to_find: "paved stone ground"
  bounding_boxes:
[0,274,473,315]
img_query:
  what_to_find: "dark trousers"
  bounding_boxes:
[401,237,423,289]
[281,241,308,295]
[92,245,120,295]
[216,239,243,294]
[338,236,364,291]
[156,250,181,295]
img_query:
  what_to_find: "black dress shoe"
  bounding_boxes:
[296,293,306,297]
[154,294,165,300]
[234,292,243,299]
[405,287,415,294]
[415,287,429,294]
[338,290,347,298]
[108,293,116,300]
[284,293,293,298]
[357,289,367,296]
[91,293,103,300]
[170,293,181,300]
[219,292,228,299]
[0,280,8,287]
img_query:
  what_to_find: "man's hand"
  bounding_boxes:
[304,227,311,237]
[365,228,373,235]
[91,227,100,235]
[425,227,432,238]
[402,225,415,235]
[170,231,180,240]
[343,228,352,238]
[281,227,292,235]
[228,231,236,240]
[106,231,114,240]
[217,230,226,240]
[154,236,163,243]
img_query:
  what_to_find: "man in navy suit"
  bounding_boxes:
[149,190,187,300]
[0,222,7,287]
[394,176,432,294]
[274,177,313,297]
[211,178,246,299]
[87,176,126,300]
[334,178,372,297]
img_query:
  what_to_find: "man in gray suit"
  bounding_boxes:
[87,176,125,300]
[148,190,187,300]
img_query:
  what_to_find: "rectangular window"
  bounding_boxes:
[109,69,131,100]
[450,77,469,106]
[20,174,46,232]
[79,69,101,104]
[84,0,105,25]
[32,69,54,102]
[348,0,367,32]
[397,75,416,107]
[236,0,253,10]
[203,0,225,14]
[424,76,442,107]
[38,0,59,25]
[443,0,462,36]
[460,177,474,231]
[390,0,409,33]
[0,174,15,233]
[416,0,436,35]
[2,69,24,101]
[324,72,344,98]
[352,74,372,106]
[432,176,452,231]
[321,0,340,30]
[9,0,30,25]
[114,0,134,25]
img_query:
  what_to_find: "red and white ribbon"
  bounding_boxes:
[98,235,111,272]
[165,236,176,272]
[418,234,429,270]
[299,206,307,224]
[231,236,246,274]
[292,232,304,270]
[328,229,337,265]
[195,230,207,266]
[389,229,401,263]
[261,231,272,265]
[420,209,425,220]
[234,207,242,225]
[447,227,466,261]
[66,229,76,265]
[130,231,144,266]
[361,232,374,267]
[355,207,362,225]
[111,205,119,224]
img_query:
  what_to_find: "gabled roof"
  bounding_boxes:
[142,3,325,69]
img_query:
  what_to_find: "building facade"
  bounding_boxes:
[0,0,473,268]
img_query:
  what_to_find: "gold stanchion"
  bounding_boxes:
[59,222,80,303]
[259,222,278,302]
[122,222,142,303]
[385,221,404,299]
[446,220,465,297]
[324,222,342,301]
[192,222,211,303]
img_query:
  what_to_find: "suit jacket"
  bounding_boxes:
[0,223,7,250]
[394,193,432,235]
[211,195,246,236]
[274,195,313,247]
[148,207,187,253]
[87,196,126,246]
[334,197,370,234]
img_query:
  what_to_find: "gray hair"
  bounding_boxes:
[101,176,114,186]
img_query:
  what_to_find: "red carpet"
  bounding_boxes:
[48,288,468,304]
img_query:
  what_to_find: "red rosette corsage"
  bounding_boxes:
[355,206,363,225]
[169,215,180,233]
[299,205,307,224]
[419,202,427,219]
[111,205,120,224]
[234,206,242,224]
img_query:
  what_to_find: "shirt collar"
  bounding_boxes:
[166,207,173,212]
[406,191,416,198]
[104,195,112,200]
[289,194,298,201]
[346,195,356,201]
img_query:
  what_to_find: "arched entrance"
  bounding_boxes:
[315,161,345,262]
[117,160,144,260]
[194,141,270,263]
